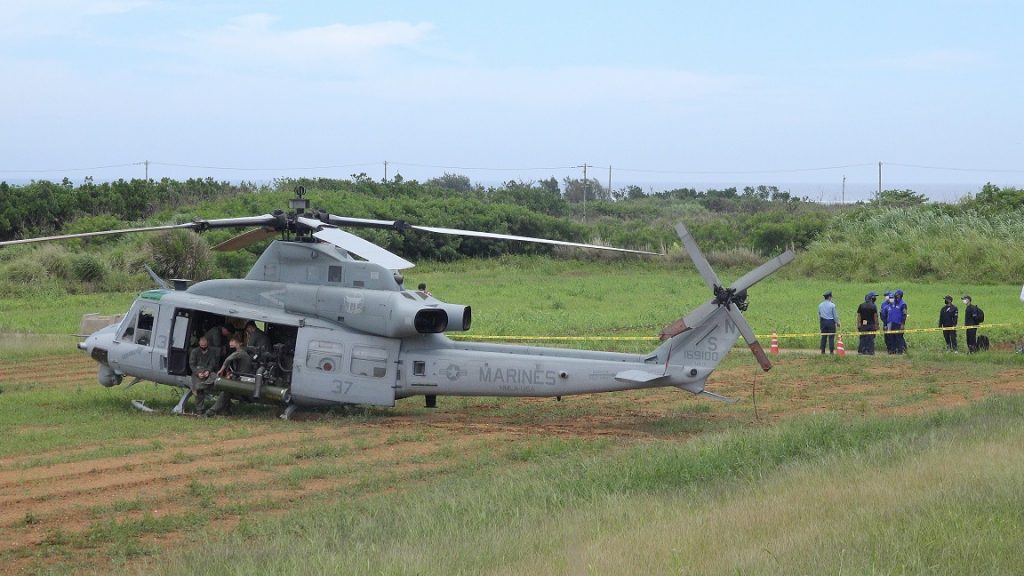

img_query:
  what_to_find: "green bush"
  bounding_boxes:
[146,230,212,281]
[70,254,107,283]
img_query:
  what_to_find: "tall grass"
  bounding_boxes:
[154,396,1024,575]
[796,207,1024,283]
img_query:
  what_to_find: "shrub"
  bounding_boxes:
[70,254,107,283]
[146,230,212,281]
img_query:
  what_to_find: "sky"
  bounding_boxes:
[1,0,1022,202]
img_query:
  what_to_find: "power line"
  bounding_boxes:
[150,161,379,172]
[0,162,144,174]
[389,161,576,172]
[886,162,1024,174]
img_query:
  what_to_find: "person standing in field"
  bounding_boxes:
[818,290,840,354]
[856,291,879,355]
[963,295,984,352]
[880,291,894,353]
[938,295,959,352]
[889,289,909,354]
[188,336,219,413]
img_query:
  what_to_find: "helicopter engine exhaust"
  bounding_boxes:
[437,303,472,332]
[412,304,472,333]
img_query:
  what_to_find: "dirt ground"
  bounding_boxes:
[1,352,1022,575]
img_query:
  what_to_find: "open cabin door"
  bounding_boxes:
[166,308,193,376]
[292,326,398,407]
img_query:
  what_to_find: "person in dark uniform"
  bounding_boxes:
[880,291,894,354]
[818,290,839,354]
[963,295,983,352]
[938,295,959,352]
[889,289,909,354]
[856,292,879,355]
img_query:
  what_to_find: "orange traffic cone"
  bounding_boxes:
[836,334,846,357]
[770,332,780,354]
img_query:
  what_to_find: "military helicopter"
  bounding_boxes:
[0,188,794,418]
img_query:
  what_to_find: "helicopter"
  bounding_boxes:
[0,188,794,419]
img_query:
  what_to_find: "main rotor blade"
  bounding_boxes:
[729,250,796,292]
[0,222,196,247]
[212,227,276,251]
[410,225,661,256]
[305,221,414,270]
[0,214,278,248]
[726,307,772,371]
[675,223,721,290]
[326,215,406,230]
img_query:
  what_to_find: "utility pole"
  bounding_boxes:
[608,165,612,200]
[580,163,590,222]
[144,160,149,180]
[878,161,882,198]
[384,160,388,183]
[842,175,846,205]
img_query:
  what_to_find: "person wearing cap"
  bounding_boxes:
[856,292,879,354]
[880,291,895,353]
[938,295,959,352]
[963,295,983,352]
[818,290,840,354]
[889,289,909,354]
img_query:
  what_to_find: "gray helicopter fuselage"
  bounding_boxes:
[79,280,742,409]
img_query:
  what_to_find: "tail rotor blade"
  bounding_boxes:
[659,300,717,339]
[730,250,796,293]
[727,307,772,371]
[675,223,721,290]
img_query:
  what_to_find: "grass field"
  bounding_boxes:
[1,258,1023,574]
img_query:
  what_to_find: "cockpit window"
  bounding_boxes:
[119,304,158,346]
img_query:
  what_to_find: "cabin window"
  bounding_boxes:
[171,313,190,349]
[306,340,343,373]
[328,265,343,283]
[412,361,426,376]
[351,345,388,378]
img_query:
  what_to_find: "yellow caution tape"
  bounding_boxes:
[450,322,1017,342]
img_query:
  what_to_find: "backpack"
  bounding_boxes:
[976,306,984,323]
[978,334,990,351]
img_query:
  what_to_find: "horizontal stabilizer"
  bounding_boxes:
[615,370,667,384]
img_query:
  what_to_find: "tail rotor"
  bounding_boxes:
[665,223,795,372]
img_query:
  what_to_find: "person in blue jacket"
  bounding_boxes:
[880,291,894,354]
[888,289,909,354]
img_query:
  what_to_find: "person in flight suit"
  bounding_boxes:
[938,295,959,352]
[244,321,271,354]
[207,338,256,416]
[188,336,219,413]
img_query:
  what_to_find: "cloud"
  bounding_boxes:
[199,14,435,65]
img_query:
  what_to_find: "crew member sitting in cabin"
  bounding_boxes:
[188,336,219,413]
[207,337,255,416]
[244,321,271,354]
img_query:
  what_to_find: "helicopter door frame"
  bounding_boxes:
[109,299,161,380]
[166,308,194,376]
